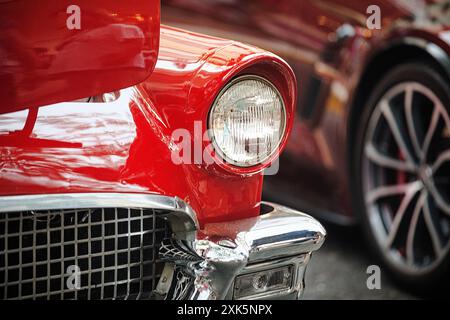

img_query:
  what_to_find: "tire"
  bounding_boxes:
[352,62,450,295]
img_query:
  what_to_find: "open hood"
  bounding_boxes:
[0,0,160,114]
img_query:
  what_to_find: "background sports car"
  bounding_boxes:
[162,0,450,293]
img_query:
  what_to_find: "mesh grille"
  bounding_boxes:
[0,207,169,300]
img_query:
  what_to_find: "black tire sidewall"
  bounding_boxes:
[352,62,450,294]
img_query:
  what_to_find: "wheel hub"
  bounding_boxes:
[418,165,433,190]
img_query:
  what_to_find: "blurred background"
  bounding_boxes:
[161,0,450,299]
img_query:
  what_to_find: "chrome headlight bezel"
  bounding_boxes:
[207,75,287,169]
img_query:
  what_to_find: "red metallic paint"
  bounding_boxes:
[141,26,296,177]
[0,25,297,226]
[0,0,160,114]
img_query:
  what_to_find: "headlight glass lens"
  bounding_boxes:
[209,76,286,167]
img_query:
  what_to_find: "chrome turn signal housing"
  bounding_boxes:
[233,265,293,299]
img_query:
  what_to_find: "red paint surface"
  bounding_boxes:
[0,25,297,226]
[0,0,160,114]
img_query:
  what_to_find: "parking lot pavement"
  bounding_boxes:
[302,223,418,300]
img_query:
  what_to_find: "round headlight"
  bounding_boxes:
[208,75,286,167]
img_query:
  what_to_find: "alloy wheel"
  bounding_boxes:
[362,82,450,275]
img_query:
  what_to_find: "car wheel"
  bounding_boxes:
[353,62,450,294]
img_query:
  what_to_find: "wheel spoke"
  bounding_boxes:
[422,104,440,163]
[429,150,450,215]
[442,105,450,139]
[365,143,416,172]
[380,100,415,165]
[427,187,450,216]
[406,191,426,266]
[423,196,444,259]
[405,85,423,160]
[432,150,450,172]
[385,183,422,248]
[366,180,422,206]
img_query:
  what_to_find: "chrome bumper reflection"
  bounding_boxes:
[158,202,326,300]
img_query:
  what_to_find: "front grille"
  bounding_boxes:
[0,207,169,300]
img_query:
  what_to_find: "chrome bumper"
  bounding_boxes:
[158,202,326,300]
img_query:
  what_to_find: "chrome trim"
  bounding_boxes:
[0,206,169,300]
[240,202,325,263]
[0,193,199,237]
[233,255,310,300]
[0,194,325,300]
[160,201,326,300]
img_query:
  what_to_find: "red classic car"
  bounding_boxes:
[0,1,325,300]
[162,0,450,293]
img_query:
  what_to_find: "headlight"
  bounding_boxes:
[208,75,286,167]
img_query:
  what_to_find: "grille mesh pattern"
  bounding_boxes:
[0,207,169,300]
